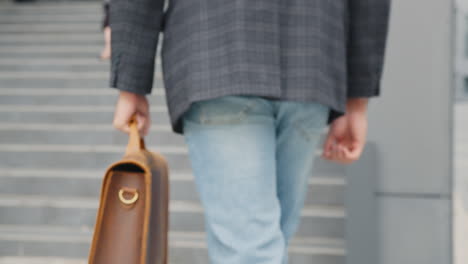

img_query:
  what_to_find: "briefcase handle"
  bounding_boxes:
[126,115,146,155]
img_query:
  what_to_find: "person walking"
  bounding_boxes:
[110,1,391,263]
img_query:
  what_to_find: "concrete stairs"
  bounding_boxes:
[0,1,347,263]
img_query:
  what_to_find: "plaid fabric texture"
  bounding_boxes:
[109,0,391,134]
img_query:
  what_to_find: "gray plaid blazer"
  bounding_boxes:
[109,0,391,134]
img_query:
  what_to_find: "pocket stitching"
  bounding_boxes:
[199,97,257,125]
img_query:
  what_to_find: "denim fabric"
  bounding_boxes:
[182,95,330,264]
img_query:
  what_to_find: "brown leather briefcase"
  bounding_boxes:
[88,118,170,264]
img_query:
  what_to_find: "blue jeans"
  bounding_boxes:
[182,95,329,264]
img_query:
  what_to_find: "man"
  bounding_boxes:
[110,1,391,263]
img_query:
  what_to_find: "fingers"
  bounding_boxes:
[113,91,151,136]
[135,113,151,137]
[342,142,364,162]
[321,112,367,164]
[113,104,133,134]
[114,112,150,136]
[335,142,364,164]
[322,139,365,164]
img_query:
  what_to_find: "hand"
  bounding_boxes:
[113,91,151,136]
[321,98,368,164]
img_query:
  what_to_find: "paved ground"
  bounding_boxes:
[0,257,85,264]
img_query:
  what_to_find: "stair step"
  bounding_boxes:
[0,15,100,23]
[0,171,200,200]
[0,125,325,152]
[0,167,344,183]
[0,77,164,88]
[0,224,346,250]
[0,143,187,153]
[0,112,172,126]
[0,257,86,264]
[0,2,100,10]
[0,57,159,69]
[0,142,343,174]
[0,195,345,238]
[0,33,103,44]
[0,104,167,113]
[0,58,110,66]
[0,14,100,23]
[0,79,109,88]
[0,144,324,171]
[0,87,152,95]
[0,53,106,59]
[0,71,138,79]
[0,146,192,171]
[0,93,167,106]
[0,195,206,232]
[0,122,171,130]
[0,23,104,33]
[0,168,344,183]
[0,77,164,89]
[0,169,344,206]
[0,9,100,17]
[0,255,344,264]
[0,64,109,72]
[0,129,184,146]
[0,225,345,264]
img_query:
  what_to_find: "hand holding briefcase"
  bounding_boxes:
[88,117,170,264]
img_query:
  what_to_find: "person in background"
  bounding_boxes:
[110,1,392,263]
[99,0,111,60]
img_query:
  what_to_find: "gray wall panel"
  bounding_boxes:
[378,197,451,264]
[347,0,455,263]
[367,0,454,195]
